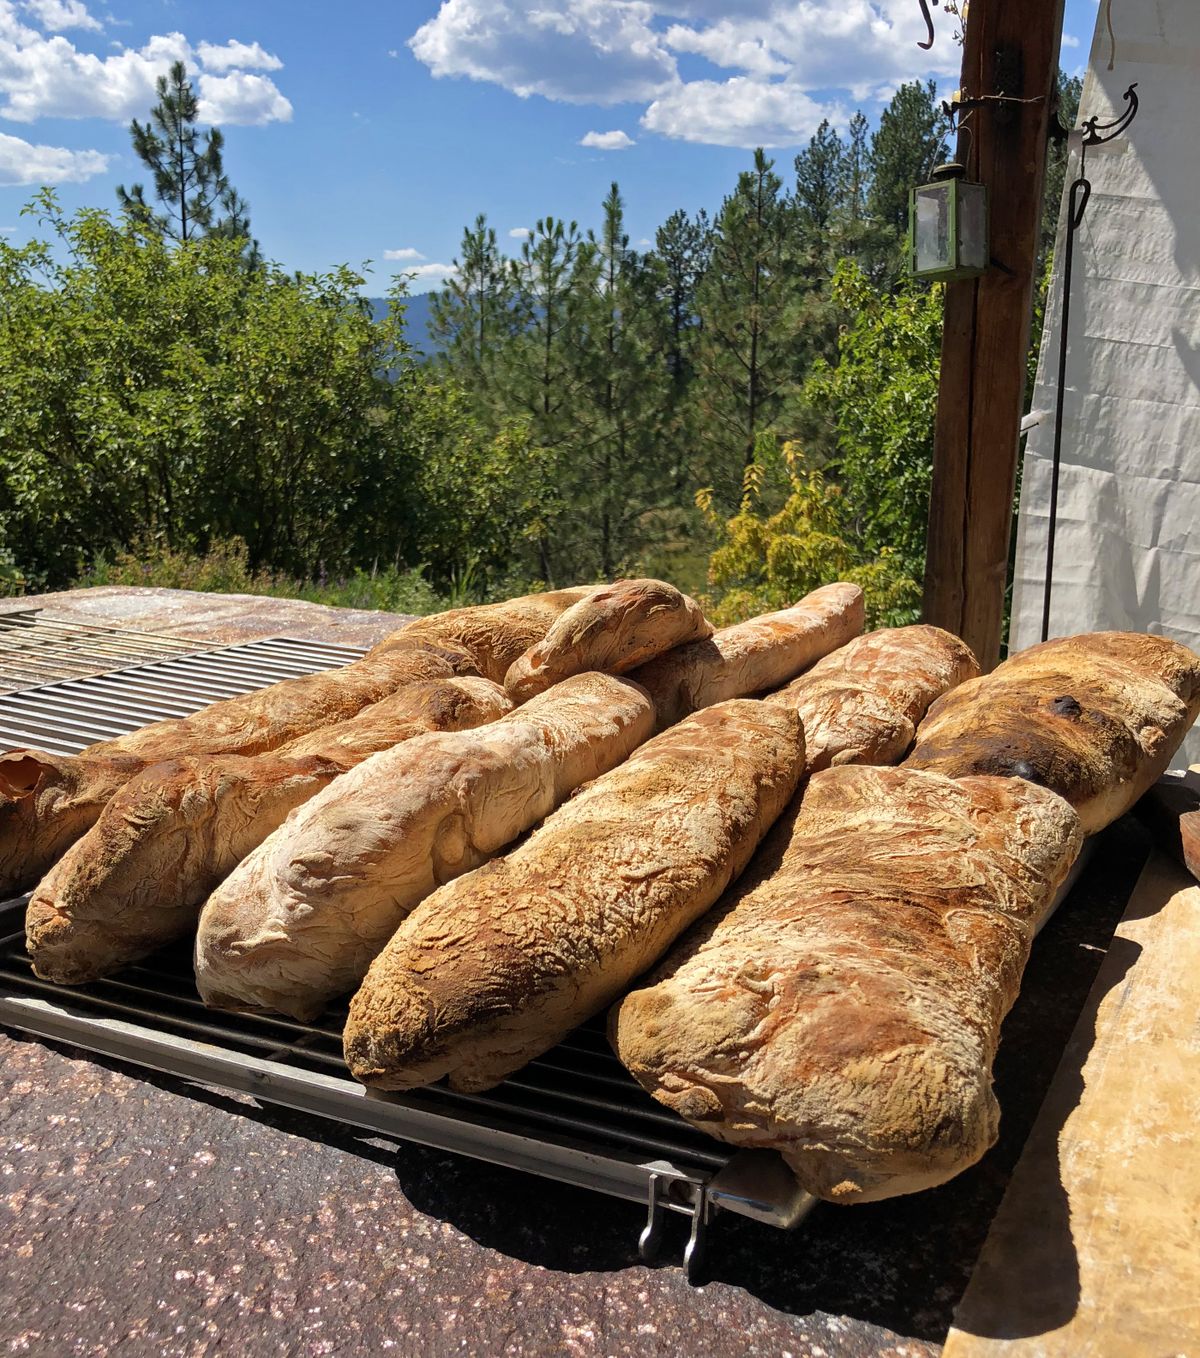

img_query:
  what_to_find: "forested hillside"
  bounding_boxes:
[0,73,1080,623]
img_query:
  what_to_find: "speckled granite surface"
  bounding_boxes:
[0,819,1148,1358]
[3,587,419,648]
[0,589,1152,1356]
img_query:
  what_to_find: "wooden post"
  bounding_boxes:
[922,0,1067,670]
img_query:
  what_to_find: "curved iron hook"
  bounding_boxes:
[917,0,935,49]
[1081,83,1139,147]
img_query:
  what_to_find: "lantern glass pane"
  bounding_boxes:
[914,183,952,272]
[958,182,988,271]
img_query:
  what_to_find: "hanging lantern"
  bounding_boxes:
[908,162,989,281]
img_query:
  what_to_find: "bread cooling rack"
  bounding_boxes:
[0,625,815,1275]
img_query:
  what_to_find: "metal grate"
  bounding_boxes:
[0,897,811,1271]
[0,610,209,689]
[0,630,365,756]
[0,639,814,1270]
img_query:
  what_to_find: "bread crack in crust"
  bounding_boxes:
[610,765,1083,1203]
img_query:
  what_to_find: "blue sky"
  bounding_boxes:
[0,0,1097,290]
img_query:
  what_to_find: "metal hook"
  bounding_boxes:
[1081,83,1139,147]
[917,0,935,49]
[639,1172,666,1263]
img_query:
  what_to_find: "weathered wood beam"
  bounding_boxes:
[922,0,1067,669]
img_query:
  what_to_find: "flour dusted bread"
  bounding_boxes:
[195,673,655,1019]
[372,586,598,683]
[611,766,1083,1204]
[767,624,979,771]
[0,588,601,896]
[906,632,1200,833]
[0,637,475,897]
[25,678,511,985]
[504,579,711,702]
[631,583,864,729]
[344,699,804,1093]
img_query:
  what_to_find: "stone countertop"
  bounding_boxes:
[0,819,1148,1358]
[0,588,1152,1356]
[3,586,420,649]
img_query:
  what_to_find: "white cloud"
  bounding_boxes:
[409,262,456,279]
[643,77,838,148]
[197,71,292,125]
[22,0,100,31]
[508,226,531,239]
[406,0,959,147]
[1061,33,1080,48]
[383,247,426,260]
[387,47,399,57]
[409,0,677,104]
[0,4,291,125]
[580,128,634,149]
[196,39,282,73]
[0,129,108,183]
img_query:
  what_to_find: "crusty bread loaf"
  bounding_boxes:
[504,579,712,702]
[371,586,599,683]
[610,766,1083,1204]
[344,699,805,1093]
[0,638,474,897]
[24,678,511,985]
[1,588,602,896]
[630,582,865,729]
[905,632,1200,834]
[194,672,656,1020]
[766,624,979,771]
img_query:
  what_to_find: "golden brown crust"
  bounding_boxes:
[630,583,865,729]
[906,632,1200,833]
[194,673,656,1020]
[1,590,595,894]
[766,624,979,771]
[610,766,1083,1203]
[503,580,712,702]
[24,677,512,985]
[373,586,599,683]
[343,699,805,1093]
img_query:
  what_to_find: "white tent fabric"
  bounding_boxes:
[1009,1,1200,765]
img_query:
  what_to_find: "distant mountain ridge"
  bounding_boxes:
[366,293,441,359]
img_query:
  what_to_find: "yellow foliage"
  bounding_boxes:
[702,444,922,628]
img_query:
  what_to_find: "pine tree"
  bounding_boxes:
[117,61,257,257]
[651,208,712,391]
[794,120,847,243]
[430,214,512,413]
[866,81,950,279]
[575,184,671,576]
[502,216,597,583]
[692,149,802,506]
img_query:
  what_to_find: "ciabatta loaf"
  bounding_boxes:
[0,638,474,897]
[504,579,711,702]
[25,678,511,985]
[195,673,655,1019]
[631,583,864,729]
[767,624,979,771]
[344,700,804,1093]
[610,766,1082,1204]
[372,586,598,683]
[906,632,1200,833]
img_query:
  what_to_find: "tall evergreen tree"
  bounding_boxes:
[117,61,256,257]
[692,149,802,505]
[502,217,597,582]
[794,120,847,243]
[867,80,950,276]
[430,214,512,412]
[574,184,671,576]
[651,207,712,391]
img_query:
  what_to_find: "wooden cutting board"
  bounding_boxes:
[943,851,1200,1357]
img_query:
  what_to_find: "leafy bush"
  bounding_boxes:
[701,446,922,628]
[78,537,448,616]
